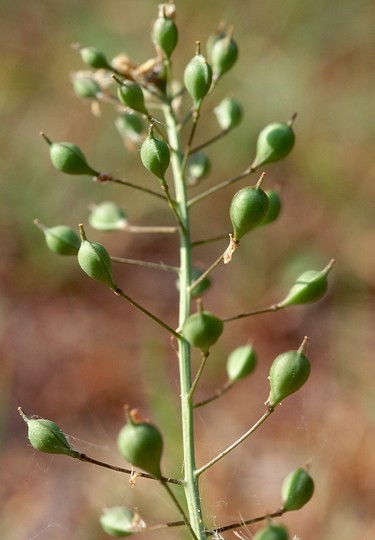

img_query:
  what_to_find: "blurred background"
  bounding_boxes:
[1,0,375,538]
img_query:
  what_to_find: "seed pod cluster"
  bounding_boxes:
[117,409,163,478]
[281,467,315,511]
[230,185,269,241]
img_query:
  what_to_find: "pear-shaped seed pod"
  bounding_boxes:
[186,152,211,185]
[230,185,269,241]
[117,81,148,115]
[72,75,101,99]
[278,260,334,307]
[253,522,289,540]
[226,344,257,382]
[182,309,223,353]
[152,13,178,58]
[140,128,170,180]
[117,409,163,478]
[257,189,282,227]
[18,408,79,458]
[116,113,145,144]
[79,46,110,69]
[214,97,243,131]
[184,47,212,108]
[88,202,127,232]
[78,225,116,289]
[100,506,145,537]
[266,342,311,410]
[210,34,238,79]
[251,122,295,170]
[44,225,81,255]
[281,467,315,511]
[41,134,99,176]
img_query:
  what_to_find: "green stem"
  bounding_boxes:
[196,409,274,477]
[188,352,209,400]
[161,481,199,540]
[163,103,206,539]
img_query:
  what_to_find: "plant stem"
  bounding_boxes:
[103,176,167,201]
[125,224,178,234]
[77,453,182,484]
[196,409,274,477]
[189,128,230,155]
[222,303,283,322]
[206,508,285,536]
[164,102,207,539]
[188,252,225,293]
[188,352,209,400]
[161,480,199,540]
[193,380,234,409]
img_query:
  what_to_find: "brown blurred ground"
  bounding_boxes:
[1,1,375,539]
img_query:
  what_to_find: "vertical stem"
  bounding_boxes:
[164,103,206,539]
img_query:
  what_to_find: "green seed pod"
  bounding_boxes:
[115,113,145,144]
[257,189,282,227]
[100,506,145,537]
[152,10,178,58]
[77,224,116,289]
[229,184,269,241]
[266,339,311,409]
[72,75,101,99]
[18,408,79,458]
[214,97,243,131]
[253,522,290,540]
[186,152,211,185]
[251,121,295,170]
[184,45,212,109]
[41,133,99,176]
[226,344,257,382]
[79,46,110,69]
[36,221,81,255]
[117,81,148,115]
[278,260,334,307]
[117,409,163,478]
[210,34,238,79]
[176,267,212,298]
[281,467,315,511]
[182,307,223,353]
[88,201,127,232]
[140,127,170,180]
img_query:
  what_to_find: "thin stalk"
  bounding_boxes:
[111,256,179,273]
[196,409,274,477]
[163,102,206,539]
[189,128,230,155]
[161,480,199,540]
[102,176,167,201]
[125,224,178,234]
[188,352,209,400]
[188,165,254,208]
[222,303,282,322]
[188,253,225,294]
[77,453,182,484]
[192,233,228,247]
[194,380,234,409]
[206,508,285,536]
[114,287,181,340]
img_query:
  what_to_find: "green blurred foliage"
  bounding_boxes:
[1,0,375,538]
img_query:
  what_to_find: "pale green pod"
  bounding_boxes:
[186,152,211,185]
[100,506,145,537]
[278,260,334,307]
[214,97,243,130]
[230,186,269,241]
[88,202,127,232]
[281,467,315,511]
[182,309,223,353]
[257,190,282,227]
[210,34,238,79]
[79,46,110,69]
[36,222,80,256]
[152,14,178,58]
[251,122,295,170]
[226,344,257,382]
[41,134,99,176]
[184,49,212,108]
[117,81,148,115]
[253,522,289,540]
[140,128,170,180]
[72,75,101,99]
[78,225,116,289]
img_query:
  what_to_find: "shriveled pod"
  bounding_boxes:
[257,189,282,227]
[18,408,79,458]
[253,522,290,540]
[152,5,178,58]
[41,133,99,176]
[117,80,148,115]
[77,224,116,289]
[182,304,223,354]
[140,126,170,180]
[278,259,335,307]
[266,338,311,410]
[184,43,212,109]
[117,409,163,478]
[34,220,80,255]
[100,506,146,537]
[251,120,295,170]
[229,182,269,241]
[281,467,315,511]
[88,201,127,232]
[226,344,257,382]
[79,45,111,69]
[214,97,243,131]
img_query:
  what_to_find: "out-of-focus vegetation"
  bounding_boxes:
[1,0,375,539]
